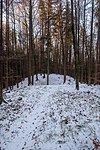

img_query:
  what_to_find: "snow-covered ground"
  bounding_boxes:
[0,74,100,150]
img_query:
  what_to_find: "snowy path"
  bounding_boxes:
[0,85,60,150]
[0,75,100,150]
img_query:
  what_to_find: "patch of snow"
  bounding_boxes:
[0,74,100,150]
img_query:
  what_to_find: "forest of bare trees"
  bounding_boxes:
[0,0,100,104]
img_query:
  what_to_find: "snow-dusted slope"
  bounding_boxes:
[0,74,100,150]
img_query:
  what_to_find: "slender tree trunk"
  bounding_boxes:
[64,0,70,82]
[0,0,3,104]
[5,0,9,90]
[47,14,50,85]
[47,0,51,85]
[6,0,9,89]
[77,0,80,80]
[59,1,65,83]
[88,0,94,84]
[71,0,79,90]
[12,2,17,88]
[41,20,45,77]
[69,46,72,75]
[28,0,33,85]
[98,0,100,64]
[81,0,86,83]
[32,43,34,85]
[95,1,100,83]
[12,2,17,51]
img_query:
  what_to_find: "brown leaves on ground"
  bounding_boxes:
[93,139,100,150]
[31,134,37,141]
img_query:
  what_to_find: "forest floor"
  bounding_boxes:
[0,74,100,150]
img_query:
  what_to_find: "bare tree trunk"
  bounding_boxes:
[59,43,62,74]
[11,2,17,89]
[98,0,100,64]
[5,0,9,90]
[0,0,3,104]
[28,0,33,85]
[77,0,80,80]
[32,43,34,85]
[81,0,86,83]
[41,20,45,77]
[88,0,94,84]
[64,0,68,83]
[95,1,100,83]
[69,46,72,75]
[47,14,50,85]
[47,0,51,85]
[71,0,79,90]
